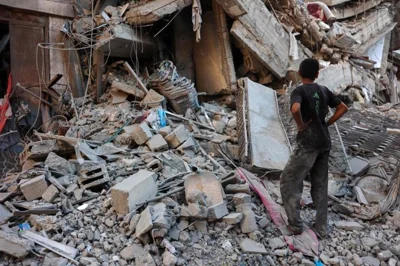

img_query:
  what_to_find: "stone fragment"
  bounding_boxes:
[43,253,68,266]
[361,256,380,266]
[240,238,268,254]
[45,152,75,175]
[120,244,145,261]
[165,125,189,148]
[388,258,397,266]
[274,249,288,257]
[268,237,286,250]
[232,193,251,205]
[225,183,250,194]
[207,202,229,219]
[20,175,49,201]
[41,185,59,203]
[222,213,243,224]
[257,217,268,228]
[130,122,153,145]
[335,221,364,231]
[362,237,379,247]
[187,203,208,218]
[162,251,177,266]
[159,126,172,137]
[151,202,175,229]
[194,221,207,233]
[147,134,168,151]
[378,250,393,261]
[0,230,34,258]
[111,170,158,214]
[179,231,190,243]
[136,206,153,236]
[327,258,340,265]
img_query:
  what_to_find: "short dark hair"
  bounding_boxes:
[299,58,320,80]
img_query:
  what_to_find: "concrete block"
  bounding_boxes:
[130,122,153,145]
[240,238,268,254]
[0,231,34,258]
[41,185,59,203]
[159,126,172,137]
[20,175,49,201]
[207,202,229,219]
[232,193,251,205]
[225,183,250,194]
[165,125,189,148]
[147,134,168,151]
[222,213,243,224]
[111,170,158,214]
[136,206,153,236]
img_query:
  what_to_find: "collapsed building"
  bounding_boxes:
[0,0,400,265]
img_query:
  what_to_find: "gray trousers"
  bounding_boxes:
[280,146,329,234]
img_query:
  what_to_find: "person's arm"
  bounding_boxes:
[327,102,348,126]
[325,87,348,126]
[291,102,312,131]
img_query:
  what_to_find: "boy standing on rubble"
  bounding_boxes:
[280,58,348,238]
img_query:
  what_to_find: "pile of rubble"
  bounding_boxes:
[1,0,400,265]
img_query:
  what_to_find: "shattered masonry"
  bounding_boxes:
[0,0,399,265]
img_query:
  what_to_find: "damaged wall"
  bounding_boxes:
[193,2,237,95]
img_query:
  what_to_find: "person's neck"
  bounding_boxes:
[302,78,315,85]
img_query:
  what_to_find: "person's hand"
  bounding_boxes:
[298,120,312,132]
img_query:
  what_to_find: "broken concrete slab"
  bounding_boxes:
[165,125,189,149]
[20,175,49,201]
[42,185,59,203]
[222,212,243,224]
[99,24,156,59]
[185,172,225,206]
[225,183,250,194]
[327,6,396,53]
[136,206,153,236]
[45,152,75,175]
[331,0,384,20]
[125,0,192,25]
[240,238,268,254]
[0,230,34,258]
[315,61,382,96]
[237,78,291,170]
[147,134,169,152]
[217,0,307,79]
[130,122,153,145]
[268,237,286,250]
[111,170,158,214]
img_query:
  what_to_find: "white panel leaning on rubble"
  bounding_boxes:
[236,78,291,170]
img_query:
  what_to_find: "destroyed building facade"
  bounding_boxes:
[0,0,400,265]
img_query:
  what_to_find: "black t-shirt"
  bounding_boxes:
[290,83,342,151]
